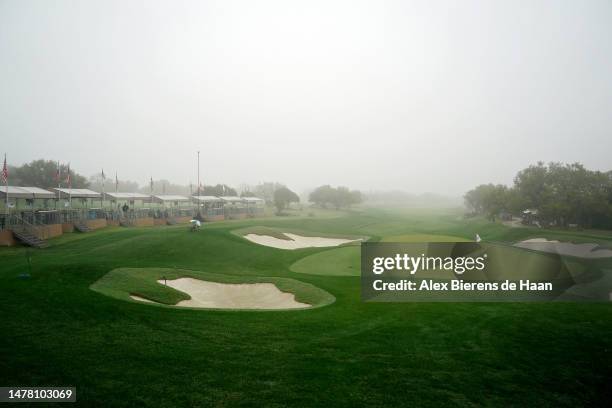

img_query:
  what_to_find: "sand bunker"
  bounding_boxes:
[132,278,310,309]
[515,238,612,259]
[243,232,360,250]
[130,295,155,303]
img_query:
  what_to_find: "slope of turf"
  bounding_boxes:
[91,267,335,309]
[381,233,470,242]
[0,208,611,406]
[291,246,361,276]
[232,225,366,242]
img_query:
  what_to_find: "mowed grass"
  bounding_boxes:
[232,225,366,241]
[91,267,335,309]
[291,246,361,276]
[381,233,471,242]
[0,207,610,406]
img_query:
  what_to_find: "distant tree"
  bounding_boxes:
[253,182,285,205]
[11,159,88,188]
[349,190,363,206]
[309,185,363,209]
[464,184,509,220]
[466,162,612,229]
[309,185,336,208]
[202,184,237,196]
[273,187,299,214]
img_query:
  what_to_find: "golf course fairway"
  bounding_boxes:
[1,208,611,406]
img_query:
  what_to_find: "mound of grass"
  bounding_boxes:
[232,225,365,242]
[91,267,335,309]
[291,246,361,276]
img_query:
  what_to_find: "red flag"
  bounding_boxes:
[1,154,8,184]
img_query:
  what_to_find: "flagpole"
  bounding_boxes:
[68,164,72,209]
[3,154,8,217]
[101,170,105,208]
[197,151,200,198]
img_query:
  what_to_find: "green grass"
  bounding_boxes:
[381,233,471,242]
[0,207,611,406]
[232,225,366,242]
[291,246,361,276]
[91,267,335,309]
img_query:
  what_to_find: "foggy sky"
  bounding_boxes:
[1,0,611,195]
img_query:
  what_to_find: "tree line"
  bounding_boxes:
[309,185,363,209]
[465,162,612,229]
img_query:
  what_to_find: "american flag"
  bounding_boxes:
[1,154,8,184]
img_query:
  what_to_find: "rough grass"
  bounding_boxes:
[0,207,611,406]
[91,267,335,309]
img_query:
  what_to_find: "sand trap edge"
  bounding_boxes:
[91,268,336,312]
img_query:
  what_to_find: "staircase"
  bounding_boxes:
[7,214,49,249]
[74,222,91,233]
[12,229,49,248]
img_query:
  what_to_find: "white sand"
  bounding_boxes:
[130,278,310,309]
[515,238,612,259]
[243,232,360,250]
[130,295,155,303]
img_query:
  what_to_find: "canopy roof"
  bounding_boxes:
[52,188,101,198]
[242,196,264,203]
[152,195,190,202]
[220,196,244,203]
[191,195,223,202]
[0,186,55,199]
[105,192,151,199]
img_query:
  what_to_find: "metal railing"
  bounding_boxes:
[3,213,47,239]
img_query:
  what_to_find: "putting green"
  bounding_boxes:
[290,234,469,276]
[232,225,365,242]
[381,233,470,242]
[91,267,335,310]
[291,246,361,276]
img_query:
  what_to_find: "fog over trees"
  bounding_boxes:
[465,162,612,229]
[309,185,363,209]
